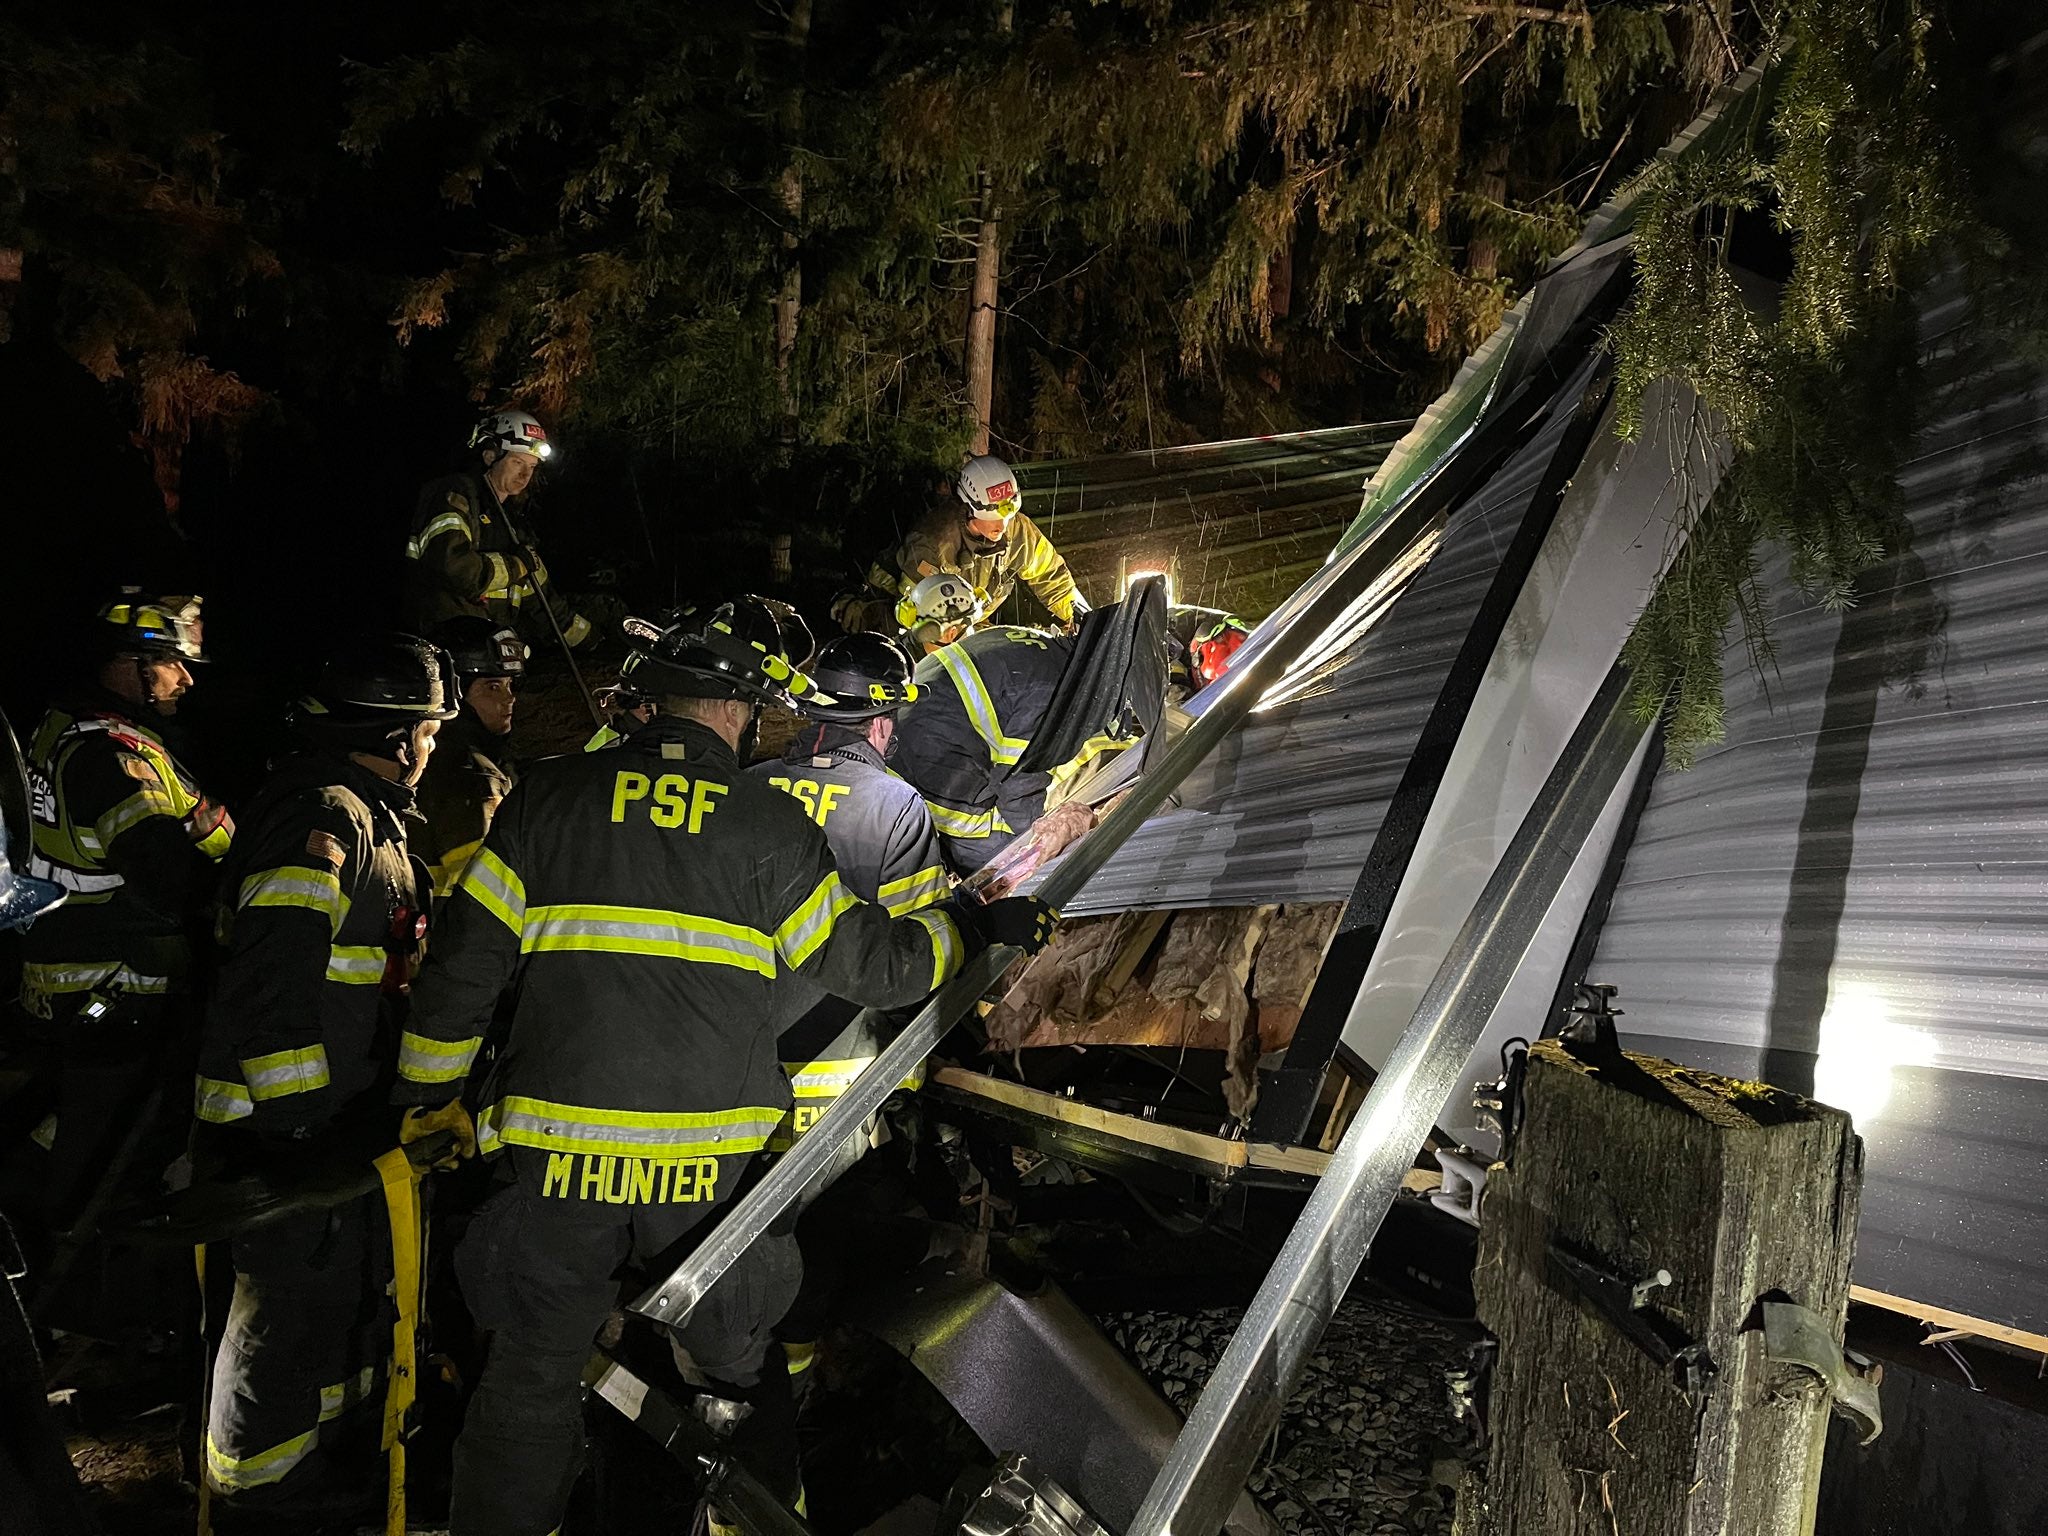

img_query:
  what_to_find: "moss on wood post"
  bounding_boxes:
[1457,1040,1862,1536]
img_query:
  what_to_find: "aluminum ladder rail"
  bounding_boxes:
[627,337,1599,1329]
[1125,663,1648,1536]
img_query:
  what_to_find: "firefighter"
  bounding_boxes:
[890,624,1079,874]
[393,596,1056,1536]
[8,595,231,1259]
[1166,605,1252,698]
[417,617,527,905]
[193,634,456,1522]
[753,633,953,1388]
[755,632,949,1145]
[900,571,980,655]
[834,455,1084,636]
[404,409,599,651]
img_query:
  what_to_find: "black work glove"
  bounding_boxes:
[950,895,1060,957]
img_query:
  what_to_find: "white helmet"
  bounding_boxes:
[469,409,554,462]
[907,572,980,625]
[955,454,1021,521]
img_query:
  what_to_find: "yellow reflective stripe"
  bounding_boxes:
[407,510,470,559]
[318,1366,375,1423]
[522,903,776,976]
[195,818,233,859]
[878,864,949,916]
[935,646,1029,766]
[239,865,348,934]
[783,1055,926,1098]
[474,1095,783,1161]
[194,1075,254,1123]
[458,845,526,936]
[240,1045,332,1101]
[583,725,622,752]
[562,613,592,647]
[481,551,514,596]
[927,801,997,839]
[908,907,964,990]
[20,961,171,996]
[432,836,485,897]
[397,1030,482,1085]
[205,1427,317,1491]
[784,1340,815,1376]
[775,873,858,971]
[325,944,386,985]
[95,787,175,847]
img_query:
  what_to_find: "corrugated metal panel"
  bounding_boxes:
[1590,284,2048,1333]
[1059,386,1581,916]
[1013,424,1406,618]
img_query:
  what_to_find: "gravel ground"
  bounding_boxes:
[1100,1297,1483,1536]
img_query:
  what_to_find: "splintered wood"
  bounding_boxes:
[1455,1041,1863,1536]
[982,903,1341,1120]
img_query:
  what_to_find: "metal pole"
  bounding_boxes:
[510,524,606,732]
[627,344,1584,1328]
[1123,664,1648,1536]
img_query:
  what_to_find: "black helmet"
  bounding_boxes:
[803,634,919,723]
[93,592,207,663]
[431,617,529,681]
[295,633,462,740]
[621,596,815,708]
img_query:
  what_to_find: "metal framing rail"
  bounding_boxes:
[1125,664,1647,1536]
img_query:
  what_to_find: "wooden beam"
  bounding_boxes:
[1848,1285,2048,1358]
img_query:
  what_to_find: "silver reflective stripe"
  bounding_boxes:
[194,1076,254,1123]
[20,961,171,995]
[240,1046,332,1101]
[397,1030,481,1085]
[318,1366,375,1423]
[204,1427,317,1491]
[521,907,775,974]
[325,945,386,985]
[476,1098,784,1160]
[26,855,123,895]
[908,907,964,986]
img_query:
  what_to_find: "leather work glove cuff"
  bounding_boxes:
[399,1099,478,1167]
[950,895,1060,958]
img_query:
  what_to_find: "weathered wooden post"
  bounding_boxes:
[1457,1034,1867,1536]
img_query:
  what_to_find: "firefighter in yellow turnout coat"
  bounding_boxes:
[397,600,1055,1536]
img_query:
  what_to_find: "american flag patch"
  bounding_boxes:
[305,830,347,868]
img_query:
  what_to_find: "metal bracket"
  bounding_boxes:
[1761,1301,1884,1444]
[959,1454,1114,1536]
[1548,1241,1717,1413]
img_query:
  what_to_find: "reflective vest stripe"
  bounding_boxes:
[521,903,776,976]
[240,1045,332,1101]
[194,1075,254,1124]
[324,944,386,985]
[877,864,949,916]
[907,907,964,990]
[474,1095,784,1161]
[774,873,857,971]
[934,647,1030,766]
[926,801,1001,840]
[459,846,527,935]
[318,1366,376,1423]
[782,1055,927,1099]
[397,1030,482,1086]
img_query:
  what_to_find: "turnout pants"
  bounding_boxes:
[449,1146,803,1536]
[205,1196,387,1512]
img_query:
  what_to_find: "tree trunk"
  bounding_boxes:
[773,0,813,468]
[1457,1040,1865,1536]
[1466,139,1510,283]
[964,2,1013,456]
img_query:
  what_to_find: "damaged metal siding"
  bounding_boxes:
[1013,424,1406,618]
[1590,286,2048,1334]
[1058,396,1580,917]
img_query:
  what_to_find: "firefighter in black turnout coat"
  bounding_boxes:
[194,634,457,1518]
[752,633,953,1385]
[397,598,1057,1536]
